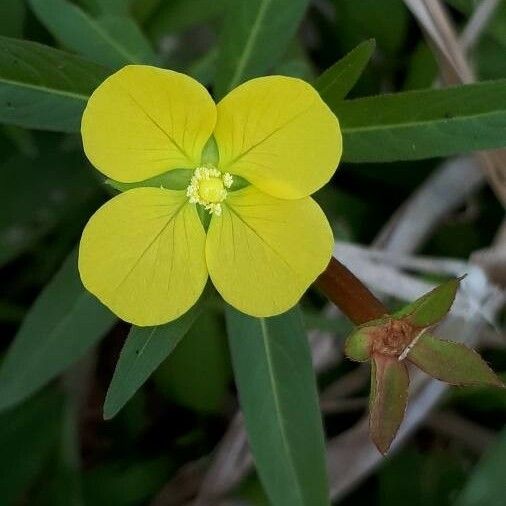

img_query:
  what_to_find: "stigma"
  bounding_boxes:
[186,166,233,216]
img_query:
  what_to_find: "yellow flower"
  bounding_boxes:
[79,65,342,326]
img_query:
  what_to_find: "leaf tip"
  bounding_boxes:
[371,429,394,456]
[102,398,117,421]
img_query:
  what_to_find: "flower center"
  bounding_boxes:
[186,166,233,216]
[371,319,415,358]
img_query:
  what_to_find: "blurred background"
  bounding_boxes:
[0,0,505,505]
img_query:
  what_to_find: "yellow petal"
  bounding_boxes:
[214,76,342,199]
[82,65,216,183]
[206,186,333,316]
[79,188,208,326]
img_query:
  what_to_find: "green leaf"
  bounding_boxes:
[369,355,409,455]
[226,306,330,506]
[78,0,133,16]
[153,311,231,414]
[0,36,109,131]
[407,334,504,387]
[29,0,156,70]
[0,0,26,38]
[215,0,310,98]
[144,0,226,39]
[315,39,375,106]
[456,427,506,506]
[0,389,64,504]
[335,80,506,162]
[395,278,460,327]
[0,250,117,411]
[103,299,204,420]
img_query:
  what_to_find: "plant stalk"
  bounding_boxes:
[316,256,388,325]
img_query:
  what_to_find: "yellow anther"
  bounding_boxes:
[186,166,233,216]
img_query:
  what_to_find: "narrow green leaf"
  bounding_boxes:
[0,36,109,131]
[78,0,133,16]
[395,278,460,327]
[103,298,204,419]
[29,0,156,69]
[456,427,506,506]
[0,250,117,411]
[226,306,330,506]
[335,80,506,162]
[369,355,409,454]
[315,39,375,106]
[144,0,226,39]
[407,334,504,387]
[0,388,64,504]
[215,0,310,98]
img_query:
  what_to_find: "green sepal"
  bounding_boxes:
[369,354,409,455]
[201,135,219,165]
[344,317,391,362]
[394,277,462,327]
[344,328,372,362]
[407,334,504,388]
[106,168,193,192]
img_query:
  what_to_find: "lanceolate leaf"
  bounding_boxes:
[29,0,156,69]
[336,79,506,162]
[215,0,310,99]
[0,36,109,131]
[0,250,117,411]
[408,335,504,387]
[103,299,204,419]
[226,306,330,506]
[395,278,460,327]
[369,355,409,454]
[316,39,375,106]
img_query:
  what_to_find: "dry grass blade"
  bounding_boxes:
[460,0,502,51]
[403,0,506,205]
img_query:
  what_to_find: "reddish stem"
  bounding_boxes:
[316,256,388,325]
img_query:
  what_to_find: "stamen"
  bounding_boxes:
[186,166,233,216]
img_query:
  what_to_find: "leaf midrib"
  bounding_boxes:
[340,107,506,133]
[69,5,142,64]
[32,0,141,65]
[227,0,272,92]
[0,75,90,101]
[260,317,306,506]
[105,326,159,414]
[0,290,107,404]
